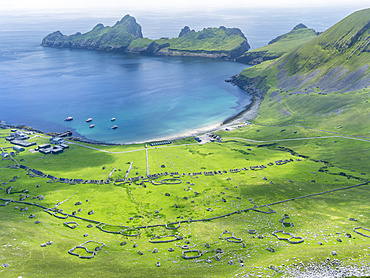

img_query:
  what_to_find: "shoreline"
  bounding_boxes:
[1,98,259,147]
[0,78,260,146]
[69,121,225,146]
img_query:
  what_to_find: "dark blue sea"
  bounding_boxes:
[0,7,360,143]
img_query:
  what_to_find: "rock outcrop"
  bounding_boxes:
[179,26,194,37]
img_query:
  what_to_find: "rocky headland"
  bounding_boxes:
[41,15,250,60]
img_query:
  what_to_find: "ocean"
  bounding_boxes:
[0,7,360,143]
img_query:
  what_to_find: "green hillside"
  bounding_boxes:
[42,16,250,59]
[2,9,368,277]
[231,8,370,137]
[157,26,249,54]
[236,24,318,65]
[236,8,370,95]
[285,9,370,76]
[42,15,146,51]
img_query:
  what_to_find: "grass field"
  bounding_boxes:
[4,8,370,277]
[0,121,369,277]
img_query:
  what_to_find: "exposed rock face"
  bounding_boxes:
[117,15,143,38]
[274,10,370,93]
[292,23,308,30]
[332,19,370,53]
[179,26,193,37]
[224,74,267,123]
[276,65,370,93]
[144,41,170,55]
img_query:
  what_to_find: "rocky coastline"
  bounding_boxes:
[223,74,267,125]
[41,35,250,61]
[41,15,251,61]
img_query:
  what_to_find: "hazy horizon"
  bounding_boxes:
[0,5,366,50]
[1,0,369,14]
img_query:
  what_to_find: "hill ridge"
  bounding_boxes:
[236,24,318,65]
[236,8,370,97]
[41,14,250,60]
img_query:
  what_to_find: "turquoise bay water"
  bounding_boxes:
[0,7,358,143]
[0,28,249,143]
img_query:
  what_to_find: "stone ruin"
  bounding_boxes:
[68,240,105,259]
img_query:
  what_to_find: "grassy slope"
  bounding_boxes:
[0,121,369,277]
[235,9,370,138]
[285,8,370,76]
[2,9,370,278]
[252,88,370,137]
[237,27,317,63]
[159,28,247,52]
[42,15,145,49]
[43,17,248,54]
[237,8,370,91]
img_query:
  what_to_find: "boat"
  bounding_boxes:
[65,117,73,121]
[111,118,116,121]
[89,124,95,128]
[86,118,92,122]
[111,125,118,129]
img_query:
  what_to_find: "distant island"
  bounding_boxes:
[41,14,250,60]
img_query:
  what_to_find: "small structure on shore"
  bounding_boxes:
[10,139,36,148]
[149,141,172,147]
[49,137,65,145]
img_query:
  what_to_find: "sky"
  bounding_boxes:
[1,0,368,13]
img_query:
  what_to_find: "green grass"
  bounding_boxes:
[237,27,317,64]
[43,16,249,56]
[254,87,370,136]
[285,8,370,76]
[236,8,370,96]
[3,9,370,276]
[160,27,247,53]
[1,122,369,277]
[42,15,144,49]
[355,227,370,237]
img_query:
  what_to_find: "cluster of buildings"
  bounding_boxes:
[37,137,69,154]
[6,131,37,148]
[3,129,70,156]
